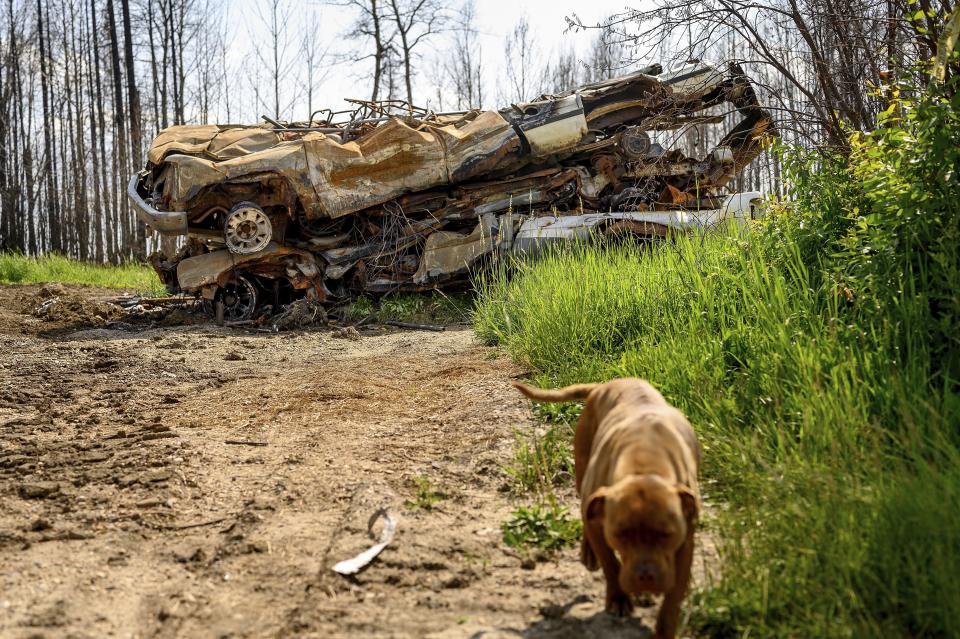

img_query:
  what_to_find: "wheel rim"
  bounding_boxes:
[215,276,258,321]
[225,204,272,254]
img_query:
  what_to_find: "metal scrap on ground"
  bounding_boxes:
[331,508,398,576]
[130,61,776,321]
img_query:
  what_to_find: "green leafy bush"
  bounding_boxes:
[501,502,582,552]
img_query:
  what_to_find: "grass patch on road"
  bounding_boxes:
[0,253,164,294]
[505,416,575,495]
[405,476,446,511]
[474,76,960,638]
[502,501,582,553]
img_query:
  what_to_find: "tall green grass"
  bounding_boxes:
[0,253,164,294]
[474,73,960,637]
[476,233,959,637]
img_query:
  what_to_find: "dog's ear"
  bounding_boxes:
[676,484,699,524]
[585,487,609,522]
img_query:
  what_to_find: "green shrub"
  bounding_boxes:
[501,501,581,552]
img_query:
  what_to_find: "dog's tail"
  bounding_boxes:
[512,381,599,403]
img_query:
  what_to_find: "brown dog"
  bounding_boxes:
[514,378,701,639]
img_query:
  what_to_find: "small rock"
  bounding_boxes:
[223,352,245,361]
[81,451,111,463]
[331,326,361,341]
[116,473,139,487]
[18,482,60,499]
[29,518,53,532]
[442,575,466,589]
[172,544,207,564]
[142,470,171,483]
[539,603,566,619]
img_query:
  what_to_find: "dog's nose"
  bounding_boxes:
[634,562,659,585]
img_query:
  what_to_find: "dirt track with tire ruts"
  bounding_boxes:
[0,284,716,638]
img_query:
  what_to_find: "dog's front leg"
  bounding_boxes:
[584,518,633,616]
[655,532,694,639]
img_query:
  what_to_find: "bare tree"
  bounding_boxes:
[584,0,953,147]
[300,8,331,121]
[444,0,483,108]
[330,0,394,102]
[387,0,447,106]
[503,16,542,103]
[251,0,297,118]
[0,0,228,261]
[544,46,580,94]
[120,0,141,163]
[583,28,628,82]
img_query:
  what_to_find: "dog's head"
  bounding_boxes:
[585,474,698,594]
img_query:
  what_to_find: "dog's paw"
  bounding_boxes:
[605,589,635,617]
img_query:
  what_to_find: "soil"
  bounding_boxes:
[0,284,717,639]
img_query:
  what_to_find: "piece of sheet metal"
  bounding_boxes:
[332,508,397,576]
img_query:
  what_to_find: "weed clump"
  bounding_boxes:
[501,502,581,553]
[505,413,574,495]
[405,476,445,511]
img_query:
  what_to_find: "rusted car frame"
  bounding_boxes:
[131,61,774,320]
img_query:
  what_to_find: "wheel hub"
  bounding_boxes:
[209,275,259,322]
[225,203,272,254]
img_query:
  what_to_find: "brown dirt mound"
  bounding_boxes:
[25,284,124,326]
[271,298,328,330]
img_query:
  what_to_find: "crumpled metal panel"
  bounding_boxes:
[147,125,283,164]
[413,214,498,284]
[147,124,222,164]
[177,243,320,291]
[154,112,521,220]
[165,141,317,212]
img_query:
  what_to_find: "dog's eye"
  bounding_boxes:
[626,529,670,544]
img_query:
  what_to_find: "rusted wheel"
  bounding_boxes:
[206,275,259,321]
[224,202,272,254]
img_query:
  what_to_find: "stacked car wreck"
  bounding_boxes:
[130,61,774,320]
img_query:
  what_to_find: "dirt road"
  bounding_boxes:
[0,285,713,638]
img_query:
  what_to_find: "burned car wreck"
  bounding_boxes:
[130,61,774,320]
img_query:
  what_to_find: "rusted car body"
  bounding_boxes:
[130,61,774,319]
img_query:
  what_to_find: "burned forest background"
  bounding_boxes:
[1,0,953,263]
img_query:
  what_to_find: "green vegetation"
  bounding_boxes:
[475,74,959,637]
[505,412,575,495]
[341,291,472,324]
[0,253,164,294]
[501,501,582,552]
[405,476,446,511]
